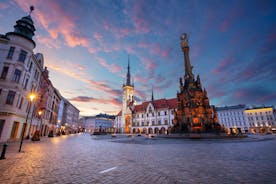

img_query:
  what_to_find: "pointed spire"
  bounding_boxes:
[151,87,154,101]
[126,55,131,86]
[196,75,201,88]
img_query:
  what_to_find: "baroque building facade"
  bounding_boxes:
[216,105,249,134]
[0,12,44,142]
[115,60,177,134]
[173,34,222,133]
[244,106,275,134]
[0,8,80,142]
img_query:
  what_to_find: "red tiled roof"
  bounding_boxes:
[134,98,177,112]
[167,98,178,109]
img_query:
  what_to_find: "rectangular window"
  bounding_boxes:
[6,90,16,105]
[19,97,23,109]
[18,50,27,63]
[26,101,30,113]
[7,46,15,59]
[24,78,29,89]
[29,62,33,72]
[0,66,9,79]
[34,69,38,80]
[13,69,21,83]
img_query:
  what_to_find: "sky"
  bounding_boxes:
[0,0,275,116]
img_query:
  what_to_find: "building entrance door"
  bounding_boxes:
[0,120,5,138]
[10,121,19,139]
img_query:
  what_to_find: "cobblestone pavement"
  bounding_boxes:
[0,134,276,184]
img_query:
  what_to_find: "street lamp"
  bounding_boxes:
[19,93,36,152]
[31,109,43,141]
[38,109,43,137]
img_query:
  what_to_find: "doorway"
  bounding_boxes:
[10,121,19,139]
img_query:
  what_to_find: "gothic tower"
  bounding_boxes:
[173,33,222,133]
[122,56,134,133]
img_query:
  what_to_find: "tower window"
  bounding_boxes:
[0,66,9,79]
[7,46,15,59]
[18,50,27,63]
[6,90,16,105]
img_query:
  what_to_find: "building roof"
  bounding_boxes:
[216,104,246,111]
[134,98,177,113]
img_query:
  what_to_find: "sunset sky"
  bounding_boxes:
[0,0,275,116]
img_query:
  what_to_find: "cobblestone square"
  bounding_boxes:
[1,134,276,184]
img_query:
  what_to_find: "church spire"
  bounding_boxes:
[151,87,154,101]
[180,33,194,82]
[126,55,131,86]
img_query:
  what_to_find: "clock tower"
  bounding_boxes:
[122,57,134,133]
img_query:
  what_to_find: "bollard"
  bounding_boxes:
[0,143,8,160]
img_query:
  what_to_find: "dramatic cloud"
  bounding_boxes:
[5,0,275,116]
[69,96,121,107]
[98,58,123,74]
[87,79,121,97]
[0,2,8,9]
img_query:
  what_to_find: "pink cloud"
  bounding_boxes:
[220,20,229,32]
[103,21,131,39]
[0,2,8,9]
[234,91,246,98]
[135,89,147,100]
[69,96,121,107]
[212,57,233,74]
[155,74,166,83]
[155,80,172,92]
[130,1,150,34]
[87,79,121,97]
[269,32,276,42]
[97,57,123,74]
[134,75,147,84]
[140,57,157,71]
[36,35,61,49]
[15,0,91,49]
[138,42,169,57]
[93,32,103,42]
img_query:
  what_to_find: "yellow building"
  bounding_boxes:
[245,106,275,134]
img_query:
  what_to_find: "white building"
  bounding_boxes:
[131,98,177,134]
[0,12,44,142]
[216,105,249,134]
[59,98,80,134]
[245,106,275,134]
[81,114,115,134]
[115,60,177,134]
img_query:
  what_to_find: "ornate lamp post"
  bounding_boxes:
[19,93,36,152]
